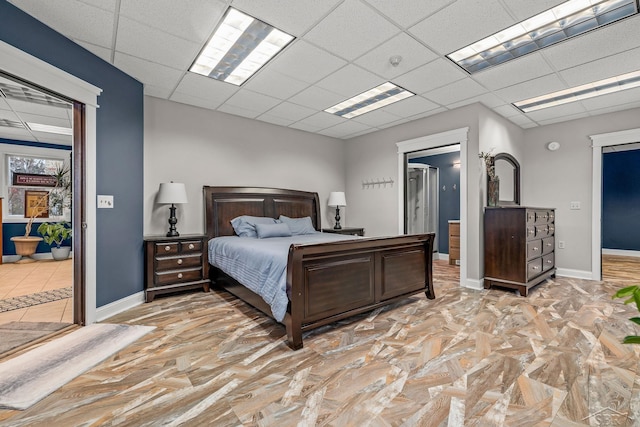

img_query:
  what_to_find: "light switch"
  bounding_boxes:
[570,201,581,210]
[97,195,114,209]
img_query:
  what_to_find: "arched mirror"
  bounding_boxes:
[491,153,520,205]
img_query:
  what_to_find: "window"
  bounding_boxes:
[6,154,70,220]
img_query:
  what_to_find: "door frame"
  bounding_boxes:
[590,127,640,280]
[397,127,469,288]
[1,40,101,324]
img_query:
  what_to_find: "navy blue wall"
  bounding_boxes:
[602,149,640,250]
[0,2,144,306]
[1,139,72,256]
[409,151,461,253]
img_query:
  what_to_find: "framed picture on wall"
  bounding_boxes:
[24,190,49,218]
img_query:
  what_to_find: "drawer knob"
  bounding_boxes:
[165,245,171,252]
[546,242,552,247]
[528,229,534,235]
[177,259,183,265]
[532,266,539,270]
[547,260,553,264]
[188,244,195,250]
[177,273,183,279]
[533,247,539,251]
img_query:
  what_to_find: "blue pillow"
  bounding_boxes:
[230,215,277,238]
[279,215,317,235]
[256,222,292,239]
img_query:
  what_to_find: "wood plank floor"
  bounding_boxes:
[1,260,639,426]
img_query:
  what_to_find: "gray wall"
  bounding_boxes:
[523,106,640,276]
[143,97,346,236]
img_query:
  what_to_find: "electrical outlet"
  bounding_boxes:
[570,201,581,210]
[97,195,114,209]
[558,240,565,249]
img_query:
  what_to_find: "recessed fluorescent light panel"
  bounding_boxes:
[27,123,73,135]
[190,7,294,86]
[514,69,640,112]
[324,82,415,119]
[448,0,639,74]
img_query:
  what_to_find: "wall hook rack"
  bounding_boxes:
[362,177,394,189]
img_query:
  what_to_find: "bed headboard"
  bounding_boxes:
[203,186,321,240]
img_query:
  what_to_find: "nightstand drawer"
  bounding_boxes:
[180,240,202,253]
[155,267,202,285]
[156,242,179,255]
[156,254,202,271]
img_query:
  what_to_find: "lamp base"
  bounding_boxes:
[334,206,342,229]
[166,204,180,237]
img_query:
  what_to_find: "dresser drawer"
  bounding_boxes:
[535,210,551,224]
[527,258,543,280]
[526,210,536,224]
[542,253,554,271]
[156,254,202,271]
[535,224,549,237]
[542,236,554,255]
[155,267,203,285]
[527,239,542,260]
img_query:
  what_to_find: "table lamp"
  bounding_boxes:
[157,182,188,236]
[328,191,346,230]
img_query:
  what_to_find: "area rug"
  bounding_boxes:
[0,323,155,410]
[0,322,72,354]
[0,287,73,313]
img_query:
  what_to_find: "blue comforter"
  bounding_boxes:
[208,233,356,322]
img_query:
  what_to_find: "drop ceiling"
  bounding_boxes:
[5,0,640,141]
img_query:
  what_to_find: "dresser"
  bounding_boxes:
[322,227,365,236]
[144,234,210,302]
[448,220,460,265]
[484,207,556,296]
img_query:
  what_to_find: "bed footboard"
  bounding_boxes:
[285,233,434,349]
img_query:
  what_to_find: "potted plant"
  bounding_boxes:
[10,162,71,262]
[37,221,72,260]
[612,285,640,344]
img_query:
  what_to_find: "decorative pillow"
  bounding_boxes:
[278,215,317,235]
[230,215,277,238]
[256,222,292,239]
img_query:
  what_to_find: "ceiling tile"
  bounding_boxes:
[363,0,455,28]
[75,40,113,63]
[172,73,238,108]
[114,52,184,89]
[262,102,316,122]
[144,85,174,99]
[216,104,261,119]
[293,111,346,129]
[449,93,505,110]
[492,104,521,118]
[352,109,403,127]
[355,32,438,80]
[115,16,201,69]
[500,0,565,21]
[268,40,347,84]
[315,64,382,98]
[0,126,36,141]
[409,0,514,55]
[244,70,309,100]
[542,15,640,71]
[472,53,554,91]
[320,120,371,138]
[119,0,226,43]
[537,111,590,126]
[222,90,282,114]
[494,74,566,103]
[580,86,640,111]
[393,59,466,95]
[424,78,488,105]
[256,115,295,127]
[589,102,640,117]
[506,114,536,127]
[19,113,72,128]
[5,99,70,119]
[10,0,115,48]
[288,121,326,133]
[525,102,587,122]
[559,47,640,87]
[169,92,223,110]
[288,86,345,110]
[303,0,400,61]
[231,0,342,36]
[381,95,440,117]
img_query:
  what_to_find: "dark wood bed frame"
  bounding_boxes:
[204,186,435,350]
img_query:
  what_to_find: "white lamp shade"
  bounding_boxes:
[328,191,346,207]
[157,182,188,204]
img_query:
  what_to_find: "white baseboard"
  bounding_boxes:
[438,253,449,261]
[555,268,593,280]
[463,277,484,290]
[95,291,145,322]
[2,251,74,263]
[602,248,640,258]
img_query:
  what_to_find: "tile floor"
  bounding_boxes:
[0,259,72,324]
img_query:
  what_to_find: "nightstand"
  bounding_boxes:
[322,227,365,236]
[144,234,210,302]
